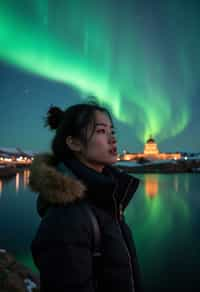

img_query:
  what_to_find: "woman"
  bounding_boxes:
[29,102,143,292]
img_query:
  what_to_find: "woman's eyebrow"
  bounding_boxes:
[95,123,113,128]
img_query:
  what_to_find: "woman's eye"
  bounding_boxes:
[97,129,106,133]
[96,129,116,135]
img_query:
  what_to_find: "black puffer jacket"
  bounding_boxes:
[29,154,142,292]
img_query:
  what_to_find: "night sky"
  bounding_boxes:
[0,0,200,153]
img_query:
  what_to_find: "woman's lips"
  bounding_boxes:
[109,146,117,155]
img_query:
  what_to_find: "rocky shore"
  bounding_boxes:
[0,249,40,292]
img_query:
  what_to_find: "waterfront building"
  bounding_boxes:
[120,136,181,161]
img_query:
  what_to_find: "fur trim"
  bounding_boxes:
[29,153,86,204]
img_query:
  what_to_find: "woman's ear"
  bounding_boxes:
[65,136,81,152]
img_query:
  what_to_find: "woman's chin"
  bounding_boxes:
[107,156,118,165]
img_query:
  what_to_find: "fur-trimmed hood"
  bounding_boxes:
[29,153,86,205]
[29,153,140,217]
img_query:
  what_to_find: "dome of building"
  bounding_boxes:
[146,136,155,144]
[144,136,159,156]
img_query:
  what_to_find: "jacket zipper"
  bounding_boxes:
[112,185,135,292]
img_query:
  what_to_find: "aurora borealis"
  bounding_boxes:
[0,0,200,151]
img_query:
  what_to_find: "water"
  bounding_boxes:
[0,170,200,291]
[126,173,200,291]
[0,169,39,273]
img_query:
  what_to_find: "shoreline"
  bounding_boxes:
[116,159,200,174]
[0,165,30,179]
[1,160,200,177]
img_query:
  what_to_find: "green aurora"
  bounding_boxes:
[1,0,198,143]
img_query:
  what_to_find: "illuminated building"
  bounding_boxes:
[121,136,181,161]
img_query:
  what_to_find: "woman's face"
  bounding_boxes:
[76,110,117,172]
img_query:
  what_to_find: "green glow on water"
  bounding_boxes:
[15,252,38,274]
[126,174,191,255]
[0,1,195,142]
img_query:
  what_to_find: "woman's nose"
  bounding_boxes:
[109,133,116,144]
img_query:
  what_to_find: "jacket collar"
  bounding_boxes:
[29,153,139,217]
[62,157,116,210]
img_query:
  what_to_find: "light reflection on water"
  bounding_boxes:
[0,179,2,196]
[16,173,20,192]
[0,169,30,195]
[126,173,200,292]
[0,168,39,272]
[23,169,30,187]
[0,171,200,291]
[144,174,159,198]
[143,174,190,198]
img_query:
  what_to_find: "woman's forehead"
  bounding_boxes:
[94,111,113,127]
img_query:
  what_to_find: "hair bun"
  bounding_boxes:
[45,106,64,130]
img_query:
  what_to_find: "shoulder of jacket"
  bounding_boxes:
[37,201,93,242]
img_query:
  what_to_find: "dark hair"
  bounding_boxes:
[45,102,113,162]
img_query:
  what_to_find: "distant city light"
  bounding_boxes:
[4,158,12,162]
